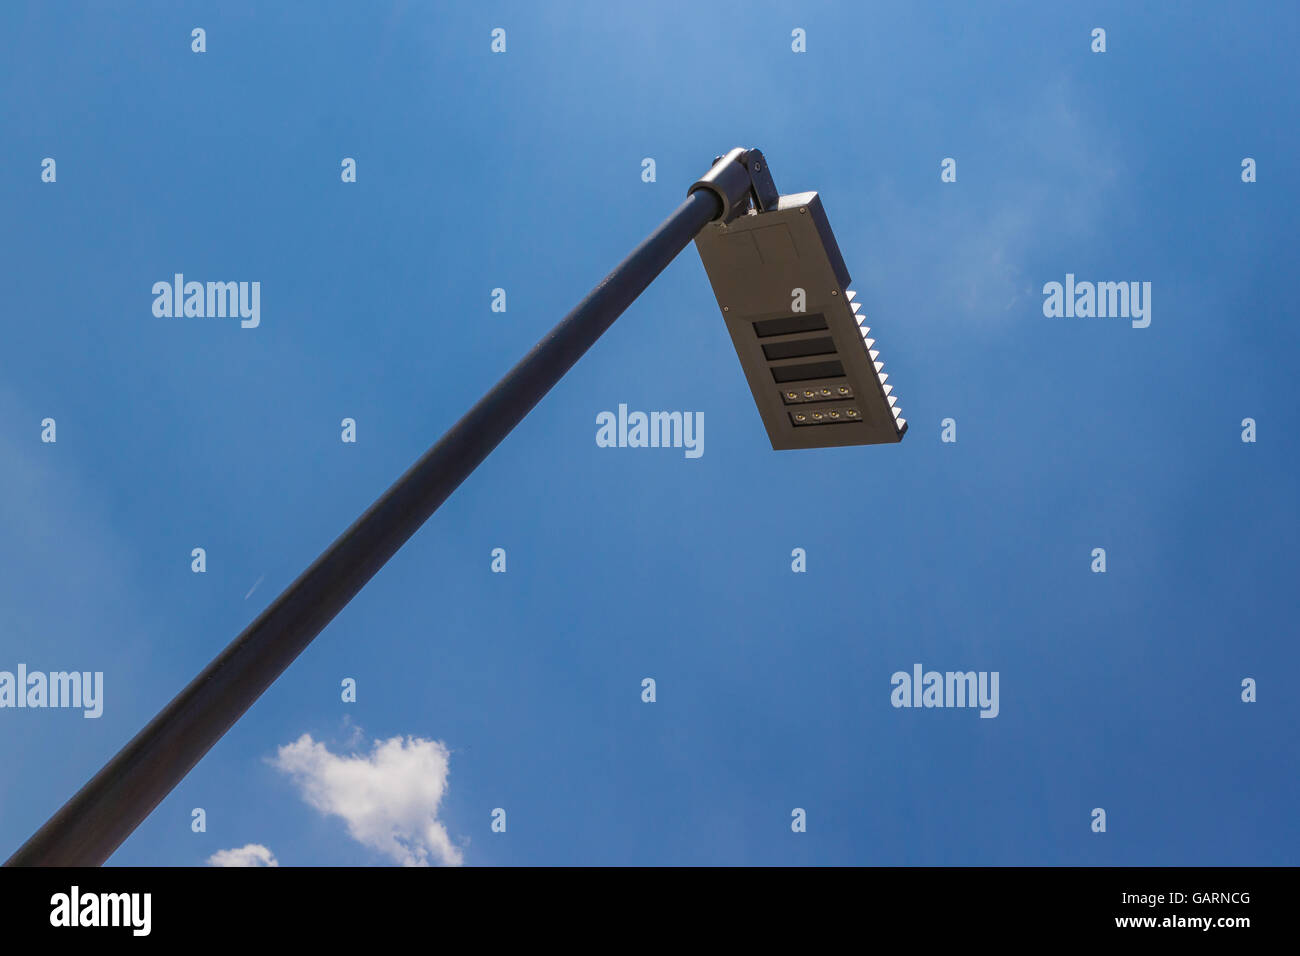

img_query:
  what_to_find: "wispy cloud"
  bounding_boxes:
[864,78,1125,325]
[272,732,463,867]
[207,844,279,867]
[243,574,265,600]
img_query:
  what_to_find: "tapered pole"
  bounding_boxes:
[6,185,725,866]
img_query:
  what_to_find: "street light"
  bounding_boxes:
[692,148,906,449]
[5,148,906,867]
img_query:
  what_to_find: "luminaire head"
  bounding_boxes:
[691,151,906,450]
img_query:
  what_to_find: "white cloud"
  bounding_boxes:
[272,733,463,867]
[208,844,279,867]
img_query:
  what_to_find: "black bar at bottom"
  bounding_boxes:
[0,865,1278,940]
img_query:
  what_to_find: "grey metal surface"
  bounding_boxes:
[693,190,907,450]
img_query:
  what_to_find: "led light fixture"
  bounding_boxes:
[691,152,906,450]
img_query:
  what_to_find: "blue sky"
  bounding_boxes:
[1,1,1297,866]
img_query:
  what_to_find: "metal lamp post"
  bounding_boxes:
[5,147,905,866]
